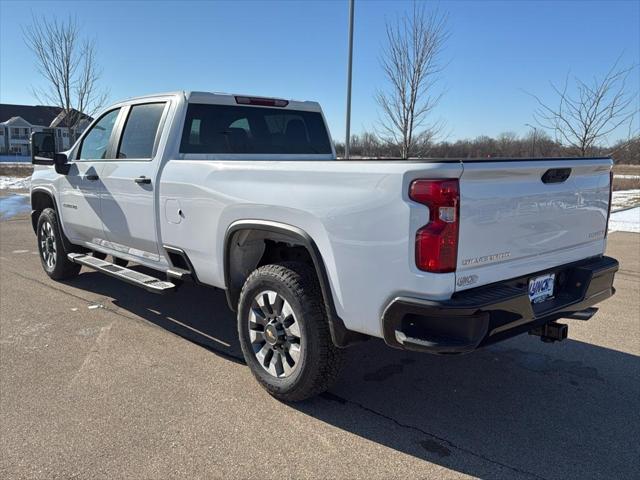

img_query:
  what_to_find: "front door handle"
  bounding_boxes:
[85,174,99,181]
[134,176,151,185]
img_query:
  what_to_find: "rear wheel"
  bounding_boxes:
[36,208,81,280]
[238,262,343,402]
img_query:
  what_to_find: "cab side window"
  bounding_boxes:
[77,108,121,160]
[117,103,166,159]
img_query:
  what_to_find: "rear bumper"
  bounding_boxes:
[381,255,618,354]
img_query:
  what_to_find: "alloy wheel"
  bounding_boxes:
[248,290,302,378]
[39,221,57,270]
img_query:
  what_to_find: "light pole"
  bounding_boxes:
[525,123,538,157]
[345,0,355,159]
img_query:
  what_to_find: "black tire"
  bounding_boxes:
[238,262,344,402]
[36,208,81,280]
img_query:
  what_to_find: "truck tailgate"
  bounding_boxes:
[456,158,612,291]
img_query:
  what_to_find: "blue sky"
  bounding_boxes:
[1,0,638,142]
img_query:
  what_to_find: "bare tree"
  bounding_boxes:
[23,15,108,141]
[375,3,448,158]
[530,59,638,156]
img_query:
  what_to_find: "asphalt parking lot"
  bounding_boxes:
[1,195,639,479]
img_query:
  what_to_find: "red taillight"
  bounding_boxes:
[605,170,613,238]
[409,179,460,273]
[235,96,289,107]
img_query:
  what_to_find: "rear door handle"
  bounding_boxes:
[134,176,151,185]
[85,174,99,181]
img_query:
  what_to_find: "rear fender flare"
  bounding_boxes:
[223,220,366,347]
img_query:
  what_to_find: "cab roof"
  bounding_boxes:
[115,91,322,112]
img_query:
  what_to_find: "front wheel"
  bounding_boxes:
[36,208,81,280]
[238,262,344,402]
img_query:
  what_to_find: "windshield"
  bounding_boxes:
[180,103,332,155]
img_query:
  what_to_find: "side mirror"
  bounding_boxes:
[54,153,70,175]
[31,131,56,165]
[31,131,70,174]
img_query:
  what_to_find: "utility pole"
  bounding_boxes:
[525,123,538,157]
[345,0,355,159]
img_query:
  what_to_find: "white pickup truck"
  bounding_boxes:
[30,91,618,401]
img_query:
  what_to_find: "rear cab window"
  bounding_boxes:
[180,104,332,155]
[117,103,166,159]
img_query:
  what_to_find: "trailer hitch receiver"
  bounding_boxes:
[529,322,568,343]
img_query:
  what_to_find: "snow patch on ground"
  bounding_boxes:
[611,189,640,211]
[0,176,31,190]
[608,207,640,233]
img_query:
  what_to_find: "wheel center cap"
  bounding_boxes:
[264,324,280,345]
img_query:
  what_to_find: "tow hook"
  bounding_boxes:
[529,322,568,343]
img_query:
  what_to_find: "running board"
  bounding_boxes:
[67,253,176,294]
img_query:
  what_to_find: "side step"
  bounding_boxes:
[68,253,176,294]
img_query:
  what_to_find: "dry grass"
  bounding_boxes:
[612,164,640,191]
[613,164,640,176]
[613,177,640,191]
[0,164,32,177]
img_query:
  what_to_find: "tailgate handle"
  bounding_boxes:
[542,168,571,184]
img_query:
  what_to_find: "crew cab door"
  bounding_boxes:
[57,108,121,244]
[99,102,168,261]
